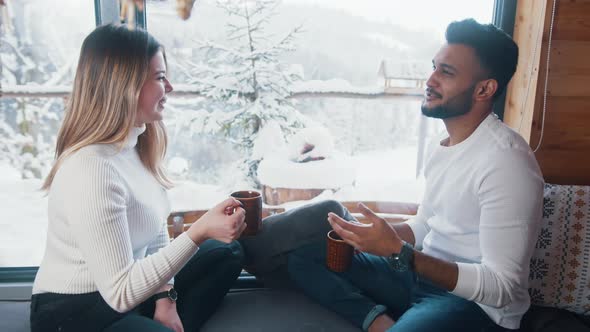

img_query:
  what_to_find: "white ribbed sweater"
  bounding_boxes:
[33,126,199,313]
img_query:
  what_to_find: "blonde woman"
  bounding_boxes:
[30,24,246,332]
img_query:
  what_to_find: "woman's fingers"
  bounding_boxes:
[238,221,247,236]
[224,206,234,215]
[216,197,243,213]
[233,210,245,227]
[228,197,244,209]
[234,207,246,220]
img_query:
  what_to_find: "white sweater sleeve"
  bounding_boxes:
[451,148,544,308]
[146,222,175,285]
[404,204,433,249]
[64,155,198,312]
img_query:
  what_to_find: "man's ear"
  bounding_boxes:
[475,79,498,101]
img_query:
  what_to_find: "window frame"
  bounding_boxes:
[0,0,516,294]
[94,0,146,27]
[492,0,518,121]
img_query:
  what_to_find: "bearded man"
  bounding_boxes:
[284,18,544,332]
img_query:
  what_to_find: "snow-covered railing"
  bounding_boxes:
[0,85,208,98]
[2,80,424,100]
[1,85,73,98]
[289,79,423,99]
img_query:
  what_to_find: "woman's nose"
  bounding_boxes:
[165,79,173,93]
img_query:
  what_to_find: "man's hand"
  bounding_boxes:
[328,203,403,256]
[153,299,184,332]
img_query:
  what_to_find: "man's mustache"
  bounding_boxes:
[425,87,442,98]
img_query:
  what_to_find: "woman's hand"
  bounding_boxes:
[186,197,246,245]
[153,299,183,332]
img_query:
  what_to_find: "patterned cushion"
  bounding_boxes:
[529,184,590,315]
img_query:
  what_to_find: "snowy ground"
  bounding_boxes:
[0,148,424,267]
[0,164,48,267]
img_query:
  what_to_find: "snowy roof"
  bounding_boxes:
[377,60,430,80]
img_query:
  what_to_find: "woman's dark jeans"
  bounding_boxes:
[30,240,244,332]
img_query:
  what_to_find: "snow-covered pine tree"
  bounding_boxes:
[181,0,309,186]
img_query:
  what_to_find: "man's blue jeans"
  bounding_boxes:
[288,241,510,332]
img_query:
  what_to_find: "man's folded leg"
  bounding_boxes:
[288,241,415,331]
[239,200,351,285]
[390,281,509,332]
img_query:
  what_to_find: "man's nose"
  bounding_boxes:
[425,72,439,88]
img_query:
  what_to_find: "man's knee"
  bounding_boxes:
[312,199,347,218]
[280,199,348,228]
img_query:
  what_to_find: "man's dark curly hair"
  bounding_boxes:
[445,18,518,99]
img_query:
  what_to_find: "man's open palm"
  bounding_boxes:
[328,203,403,256]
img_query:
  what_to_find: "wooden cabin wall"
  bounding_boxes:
[504,0,590,185]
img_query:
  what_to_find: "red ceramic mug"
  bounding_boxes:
[230,190,262,236]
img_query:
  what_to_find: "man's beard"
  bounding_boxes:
[421,85,475,119]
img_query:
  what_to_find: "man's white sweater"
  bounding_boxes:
[406,113,544,329]
[33,126,198,313]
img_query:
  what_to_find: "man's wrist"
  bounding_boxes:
[387,241,414,272]
[388,238,404,256]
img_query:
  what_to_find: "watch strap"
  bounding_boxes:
[388,241,414,272]
[152,291,169,301]
[152,288,177,302]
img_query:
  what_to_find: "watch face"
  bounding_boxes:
[168,288,178,301]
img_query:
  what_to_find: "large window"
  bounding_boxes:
[145,0,494,210]
[0,0,494,268]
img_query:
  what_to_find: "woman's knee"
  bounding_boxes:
[201,239,243,256]
[195,240,245,270]
[221,240,245,265]
[204,241,244,278]
[175,240,244,287]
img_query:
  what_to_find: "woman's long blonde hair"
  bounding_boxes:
[42,24,172,190]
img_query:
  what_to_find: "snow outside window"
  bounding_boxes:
[145,1,493,210]
[0,0,94,267]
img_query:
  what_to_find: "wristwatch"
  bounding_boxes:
[387,241,414,272]
[152,287,178,302]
